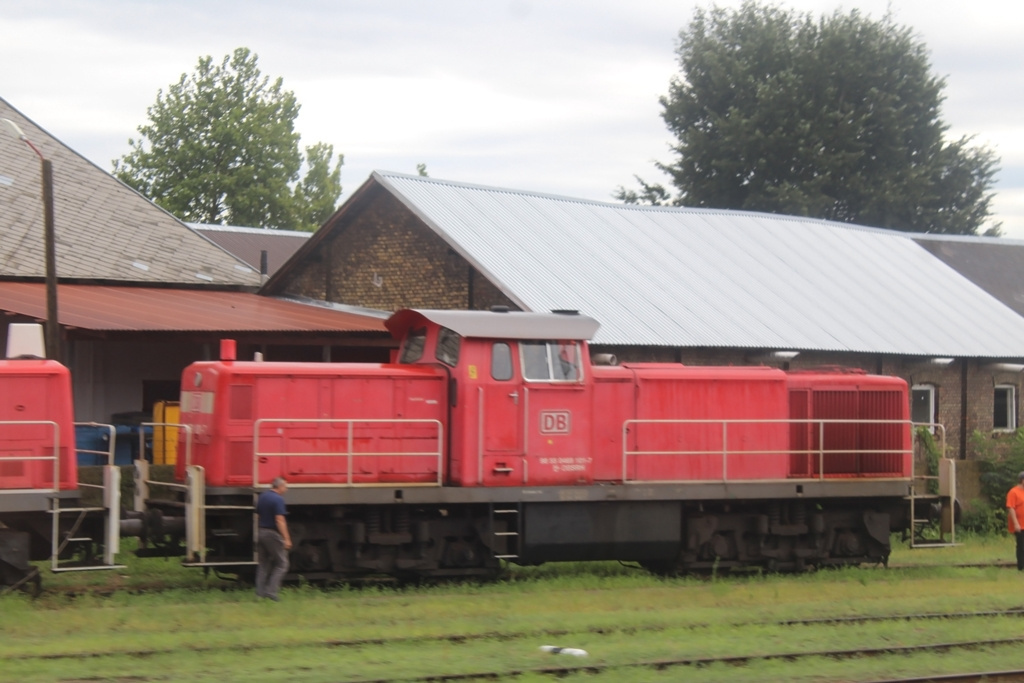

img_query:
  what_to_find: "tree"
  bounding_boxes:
[114,47,343,231]
[618,3,1000,235]
[293,143,343,232]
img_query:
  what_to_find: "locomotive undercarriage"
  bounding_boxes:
[288,505,503,580]
[129,488,906,583]
[129,496,507,582]
[0,503,116,592]
[644,499,900,575]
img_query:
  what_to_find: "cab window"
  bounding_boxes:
[491,342,513,381]
[521,341,581,382]
[435,327,461,367]
[399,328,426,363]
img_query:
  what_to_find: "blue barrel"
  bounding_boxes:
[112,423,155,464]
[74,424,111,466]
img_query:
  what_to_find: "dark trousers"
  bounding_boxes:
[1016,531,1024,571]
[256,528,289,598]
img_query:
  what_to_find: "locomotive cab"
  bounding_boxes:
[386,308,600,487]
[0,324,122,591]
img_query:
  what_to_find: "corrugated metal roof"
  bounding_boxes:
[0,283,387,333]
[0,97,260,286]
[374,171,1024,357]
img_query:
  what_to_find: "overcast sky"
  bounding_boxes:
[2,0,1022,236]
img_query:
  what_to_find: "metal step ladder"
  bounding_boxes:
[909,457,957,548]
[50,465,125,573]
[181,465,258,568]
[491,505,521,561]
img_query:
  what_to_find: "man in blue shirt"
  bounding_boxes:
[256,477,291,600]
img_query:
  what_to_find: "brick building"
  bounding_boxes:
[265,171,1024,462]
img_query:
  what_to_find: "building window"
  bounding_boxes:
[911,384,936,429]
[994,385,1017,431]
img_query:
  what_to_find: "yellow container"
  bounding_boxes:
[153,401,180,465]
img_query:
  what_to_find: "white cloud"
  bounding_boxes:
[2,0,1022,236]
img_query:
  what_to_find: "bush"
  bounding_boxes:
[958,499,1006,536]
[973,429,1024,507]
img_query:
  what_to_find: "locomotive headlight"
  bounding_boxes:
[193,372,202,387]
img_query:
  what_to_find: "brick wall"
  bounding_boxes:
[277,191,516,312]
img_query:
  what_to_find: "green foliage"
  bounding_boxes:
[292,142,343,232]
[973,428,1024,508]
[416,162,429,177]
[957,499,1006,536]
[114,47,343,231]
[916,427,941,495]
[620,2,1000,235]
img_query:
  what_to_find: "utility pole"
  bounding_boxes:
[3,118,60,360]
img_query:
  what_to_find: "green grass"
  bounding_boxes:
[4,535,1024,682]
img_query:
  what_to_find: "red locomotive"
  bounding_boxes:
[0,324,121,591]
[127,308,951,580]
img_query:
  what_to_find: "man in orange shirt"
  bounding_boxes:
[1007,472,1024,570]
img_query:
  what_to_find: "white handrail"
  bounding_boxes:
[252,418,444,487]
[141,422,193,468]
[73,422,115,466]
[622,417,915,483]
[0,420,60,493]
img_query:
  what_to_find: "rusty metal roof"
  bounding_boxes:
[0,283,387,333]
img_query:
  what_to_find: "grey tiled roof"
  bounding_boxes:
[0,97,259,286]
[373,171,1024,357]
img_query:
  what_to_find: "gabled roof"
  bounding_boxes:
[365,171,1024,357]
[0,97,259,287]
[190,224,311,276]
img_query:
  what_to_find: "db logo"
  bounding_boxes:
[540,411,571,434]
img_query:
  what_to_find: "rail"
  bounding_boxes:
[132,424,193,514]
[252,418,445,487]
[0,420,123,571]
[0,420,60,493]
[622,417,914,483]
[73,421,115,468]
[139,422,191,467]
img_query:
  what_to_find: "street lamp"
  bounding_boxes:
[2,117,59,360]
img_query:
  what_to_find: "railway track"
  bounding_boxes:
[9,606,1024,664]
[321,639,1024,683]
[869,671,1024,683]
[25,636,1024,683]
